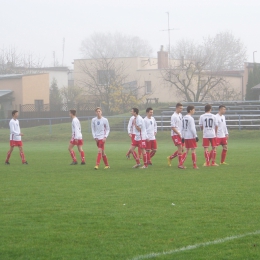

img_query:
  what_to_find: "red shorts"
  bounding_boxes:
[184,139,197,149]
[10,140,23,147]
[70,139,83,146]
[131,134,136,145]
[96,139,105,150]
[216,137,228,146]
[132,139,146,149]
[203,138,217,147]
[146,140,157,150]
[172,135,185,147]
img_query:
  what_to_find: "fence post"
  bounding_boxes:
[49,119,52,134]
[124,117,126,132]
[239,115,241,131]
[161,115,163,131]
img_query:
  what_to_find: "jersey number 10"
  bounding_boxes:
[205,118,213,128]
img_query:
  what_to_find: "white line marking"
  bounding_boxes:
[129,230,260,260]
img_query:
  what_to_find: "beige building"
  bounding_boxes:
[0,73,49,112]
[74,46,246,104]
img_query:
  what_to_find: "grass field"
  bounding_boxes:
[1,130,260,260]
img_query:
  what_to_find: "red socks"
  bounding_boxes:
[204,151,210,165]
[102,155,109,166]
[20,152,26,163]
[170,151,178,160]
[132,151,140,164]
[80,151,85,163]
[146,152,151,164]
[96,153,102,165]
[138,147,142,159]
[192,153,197,167]
[178,153,183,166]
[212,150,217,164]
[70,150,77,162]
[6,151,11,162]
[181,152,187,164]
[150,150,156,158]
[221,149,227,163]
[143,153,148,167]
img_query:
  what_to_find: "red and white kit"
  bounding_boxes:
[9,118,23,147]
[199,113,218,147]
[215,113,228,145]
[144,116,157,150]
[171,112,183,146]
[70,117,83,145]
[133,115,148,148]
[182,114,197,149]
[91,116,110,149]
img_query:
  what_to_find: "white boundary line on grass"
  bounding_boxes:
[129,230,260,260]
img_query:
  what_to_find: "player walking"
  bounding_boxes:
[91,107,110,170]
[216,105,229,165]
[129,108,148,169]
[144,107,157,165]
[5,110,28,165]
[125,112,142,160]
[167,103,186,169]
[199,104,219,167]
[181,105,199,169]
[68,109,85,165]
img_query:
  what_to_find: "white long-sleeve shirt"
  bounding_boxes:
[133,115,148,141]
[144,116,157,140]
[171,112,183,137]
[9,118,21,141]
[127,116,135,134]
[71,117,82,140]
[216,114,228,138]
[91,117,110,140]
[182,115,197,139]
[199,113,218,138]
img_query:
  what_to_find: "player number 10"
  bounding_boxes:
[204,118,213,128]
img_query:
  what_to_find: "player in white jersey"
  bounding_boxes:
[5,110,28,165]
[125,113,142,160]
[91,107,110,170]
[199,104,219,167]
[216,105,229,165]
[144,107,157,165]
[68,109,85,165]
[129,108,148,169]
[181,105,199,169]
[167,103,186,169]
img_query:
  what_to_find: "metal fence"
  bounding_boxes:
[0,114,259,134]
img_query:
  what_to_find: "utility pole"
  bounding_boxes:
[160,12,179,63]
[253,51,257,63]
[62,38,65,66]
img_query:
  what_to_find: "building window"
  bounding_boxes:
[97,70,115,85]
[145,81,152,94]
[35,100,44,111]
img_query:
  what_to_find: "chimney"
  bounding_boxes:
[157,45,169,69]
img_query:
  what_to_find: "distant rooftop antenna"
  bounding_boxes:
[62,38,65,66]
[160,12,179,61]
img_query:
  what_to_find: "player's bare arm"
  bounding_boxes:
[172,127,181,137]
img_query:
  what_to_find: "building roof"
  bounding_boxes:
[29,66,69,71]
[0,90,13,98]
[252,83,260,89]
[0,74,23,80]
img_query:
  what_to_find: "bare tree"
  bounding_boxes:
[76,57,146,115]
[0,46,43,74]
[162,32,246,102]
[60,85,84,109]
[80,32,153,59]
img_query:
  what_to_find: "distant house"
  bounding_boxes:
[0,74,49,116]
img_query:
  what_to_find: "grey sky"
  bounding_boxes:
[1,0,259,68]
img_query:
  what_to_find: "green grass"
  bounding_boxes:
[0,131,260,259]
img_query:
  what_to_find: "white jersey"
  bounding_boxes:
[127,116,135,134]
[182,115,197,139]
[199,113,218,138]
[216,114,228,138]
[171,112,183,137]
[133,115,148,141]
[91,117,110,140]
[71,117,83,140]
[144,116,157,140]
[9,118,21,141]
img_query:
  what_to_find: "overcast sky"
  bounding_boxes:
[1,0,259,68]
